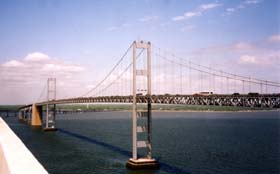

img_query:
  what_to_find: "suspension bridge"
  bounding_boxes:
[17,41,280,170]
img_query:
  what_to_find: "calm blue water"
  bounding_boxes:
[3,111,280,174]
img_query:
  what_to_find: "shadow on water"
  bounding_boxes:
[57,128,191,174]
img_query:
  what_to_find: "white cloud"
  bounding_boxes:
[62,65,85,72]
[191,38,279,67]
[244,0,261,4]
[199,3,222,10]
[233,42,254,51]
[42,64,62,71]
[238,55,258,64]
[2,60,25,67]
[226,8,235,12]
[41,62,85,73]
[0,52,88,104]
[138,15,159,22]
[192,41,254,55]
[225,8,236,15]
[238,52,280,66]
[86,84,95,89]
[267,34,280,42]
[266,50,280,64]
[24,52,50,62]
[173,12,201,21]
[224,0,262,16]
[185,12,201,18]
[172,15,186,21]
[172,3,222,21]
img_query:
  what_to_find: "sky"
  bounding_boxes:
[0,0,279,104]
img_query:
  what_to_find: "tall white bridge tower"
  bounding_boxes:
[126,41,159,169]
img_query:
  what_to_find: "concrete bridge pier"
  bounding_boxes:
[18,111,22,120]
[43,104,57,131]
[18,109,27,121]
[23,108,28,122]
[27,107,32,124]
[18,103,57,130]
[31,104,43,126]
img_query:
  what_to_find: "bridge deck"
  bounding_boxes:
[19,94,280,110]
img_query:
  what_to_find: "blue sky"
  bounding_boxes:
[0,0,279,104]
[0,0,278,60]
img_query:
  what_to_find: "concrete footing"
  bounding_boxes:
[126,158,159,170]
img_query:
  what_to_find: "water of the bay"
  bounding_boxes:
[3,111,280,174]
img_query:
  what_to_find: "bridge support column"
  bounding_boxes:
[31,104,42,126]
[23,109,27,122]
[18,109,28,122]
[44,104,57,131]
[27,107,32,124]
[44,78,57,131]
[18,111,23,120]
[126,41,159,170]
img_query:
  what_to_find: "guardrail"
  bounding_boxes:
[0,117,48,174]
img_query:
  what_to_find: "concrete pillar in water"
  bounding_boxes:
[31,104,42,126]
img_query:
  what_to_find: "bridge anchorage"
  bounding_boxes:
[126,41,159,170]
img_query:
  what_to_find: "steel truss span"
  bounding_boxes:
[26,94,280,109]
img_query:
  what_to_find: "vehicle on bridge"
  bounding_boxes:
[194,92,214,96]
[248,92,259,96]
[232,93,240,96]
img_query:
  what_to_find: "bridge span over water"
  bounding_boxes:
[17,41,280,170]
[20,94,280,110]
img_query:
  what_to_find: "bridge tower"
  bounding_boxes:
[44,78,57,131]
[126,41,159,169]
